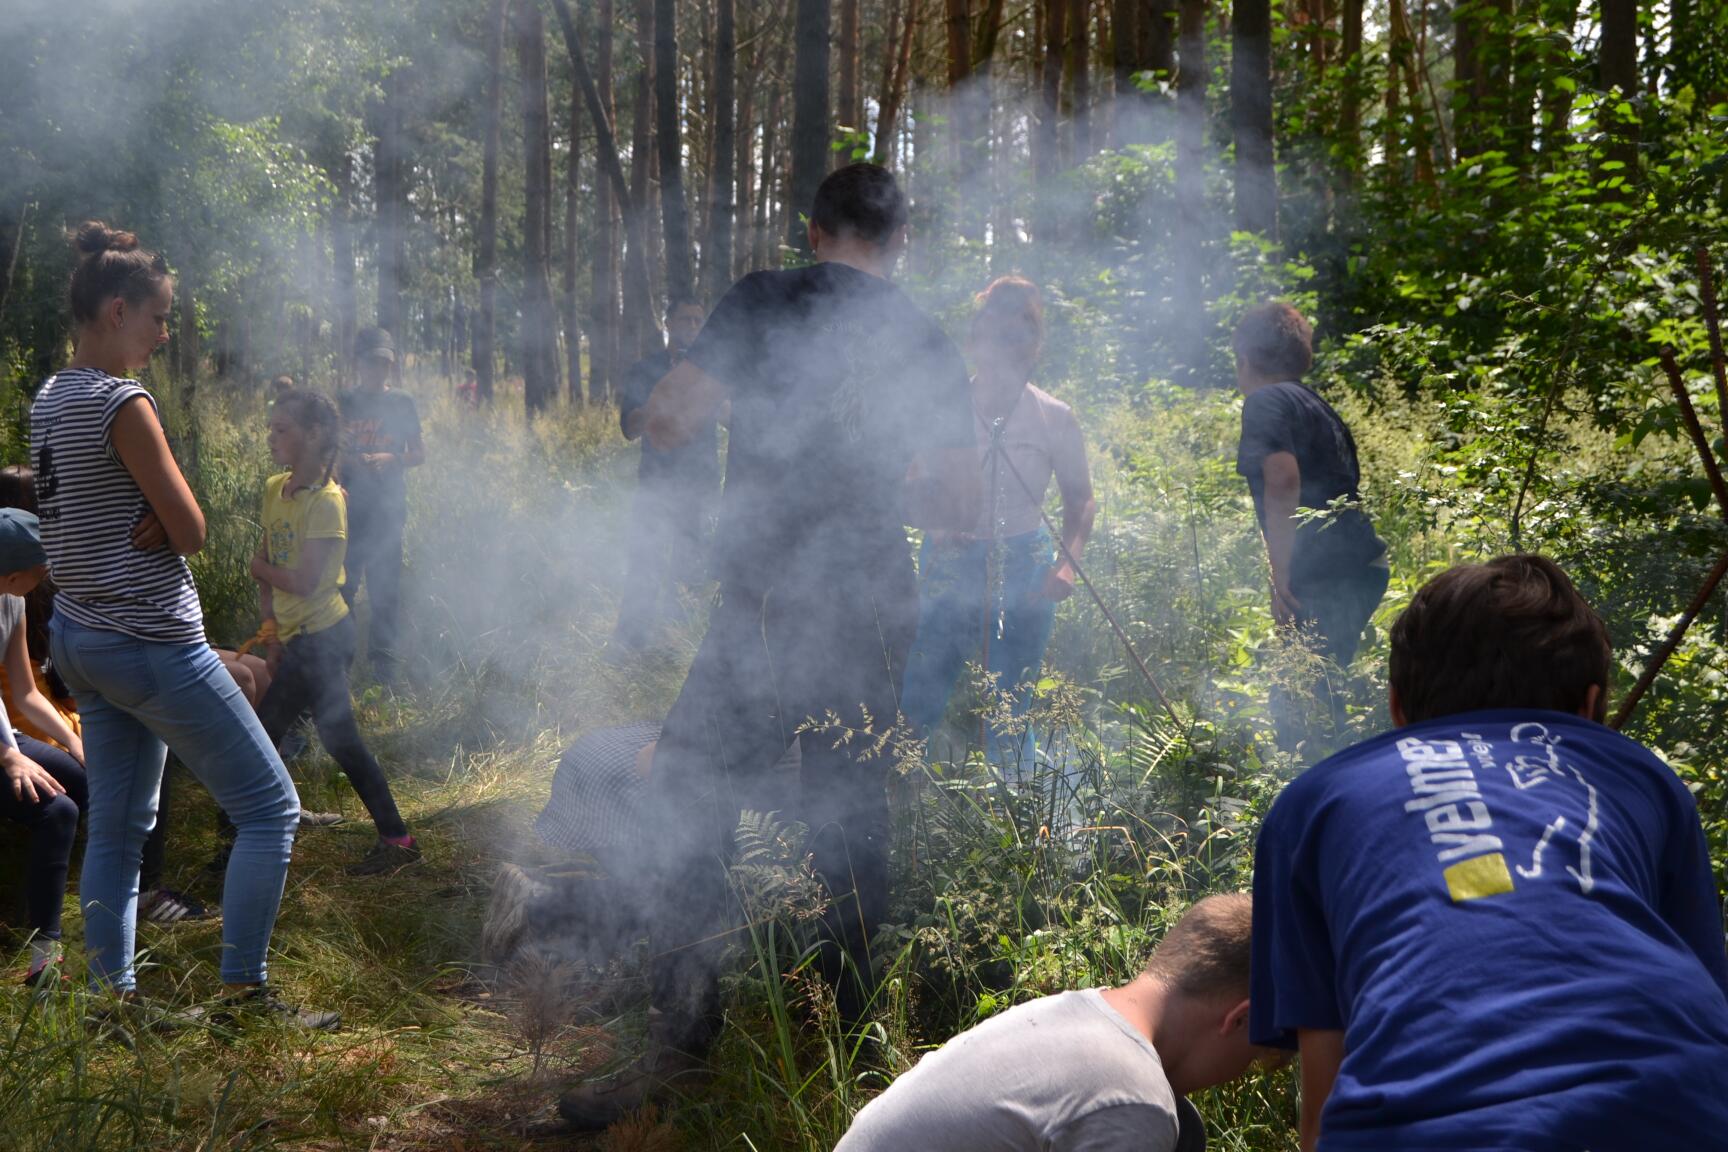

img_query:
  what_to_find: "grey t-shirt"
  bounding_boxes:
[0,594,22,750]
[836,989,1181,1152]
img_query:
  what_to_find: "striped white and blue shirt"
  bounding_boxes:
[29,369,204,644]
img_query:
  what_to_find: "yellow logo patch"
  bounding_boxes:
[1443,852,1515,902]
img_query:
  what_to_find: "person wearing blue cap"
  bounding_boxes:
[0,507,89,986]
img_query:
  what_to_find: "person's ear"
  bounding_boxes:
[1221,997,1251,1036]
[885,224,909,263]
[1580,683,1604,723]
[1389,683,1407,728]
[107,294,127,331]
[807,219,823,256]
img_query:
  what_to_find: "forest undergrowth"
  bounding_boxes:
[4,283,1728,1150]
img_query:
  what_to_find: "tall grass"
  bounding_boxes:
[0,340,1693,1150]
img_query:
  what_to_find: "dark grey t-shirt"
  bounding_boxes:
[836,989,1182,1152]
[1235,381,1385,591]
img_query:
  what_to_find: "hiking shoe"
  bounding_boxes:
[87,994,205,1047]
[346,838,422,876]
[23,957,67,991]
[298,809,346,828]
[211,985,340,1031]
[138,886,218,925]
[556,1036,711,1130]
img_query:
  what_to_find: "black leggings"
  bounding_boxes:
[257,614,407,839]
[1,734,87,941]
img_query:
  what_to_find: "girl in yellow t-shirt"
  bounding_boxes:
[250,391,418,876]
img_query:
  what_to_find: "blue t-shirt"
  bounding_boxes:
[1251,710,1728,1150]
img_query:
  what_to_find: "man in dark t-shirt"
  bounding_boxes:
[610,297,718,652]
[1234,303,1387,752]
[339,327,423,685]
[559,164,981,1129]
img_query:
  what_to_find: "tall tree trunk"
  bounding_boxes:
[874,0,918,164]
[1230,0,1275,236]
[176,284,198,385]
[628,0,660,357]
[565,72,585,403]
[787,0,831,252]
[1337,0,1363,172]
[1065,0,1091,155]
[590,0,619,401]
[656,0,695,299]
[519,0,560,411]
[332,156,359,389]
[0,202,29,333]
[705,0,737,297]
[735,0,764,278]
[475,0,505,403]
[373,67,408,353]
[1034,0,1066,248]
[546,0,655,379]
[1112,0,1138,142]
[1599,0,1638,177]
[839,0,863,133]
[1174,0,1207,380]
[756,39,786,269]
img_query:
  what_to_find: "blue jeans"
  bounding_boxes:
[50,616,300,988]
[902,528,1057,763]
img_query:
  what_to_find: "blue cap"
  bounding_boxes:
[0,508,48,575]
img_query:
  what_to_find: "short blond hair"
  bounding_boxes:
[1145,893,1253,1000]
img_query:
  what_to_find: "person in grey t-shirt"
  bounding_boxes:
[837,894,1274,1152]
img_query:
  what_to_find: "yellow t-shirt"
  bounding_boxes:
[264,472,350,639]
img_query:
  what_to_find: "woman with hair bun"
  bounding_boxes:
[29,222,335,1027]
[901,276,1097,764]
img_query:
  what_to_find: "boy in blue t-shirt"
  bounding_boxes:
[1251,555,1728,1151]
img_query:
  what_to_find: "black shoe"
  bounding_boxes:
[556,1026,711,1130]
[201,841,234,882]
[347,837,422,876]
[86,993,206,1048]
[211,985,340,1031]
[138,886,218,925]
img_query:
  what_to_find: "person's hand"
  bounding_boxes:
[362,452,395,471]
[4,752,66,803]
[65,736,85,766]
[1042,563,1077,602]
[1272,581,1303,627]
[249,551,270,581]
[131,510,168,551]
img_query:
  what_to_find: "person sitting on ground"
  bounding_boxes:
[250,388,419,875]
[837,893,1267,1152]
[1233,302,1386,748]
[608,296,719,654]
[338,327,423,687]
[30,222,333,1026]
[0,466,82,752]
[901,276,1096,764]
[1251,555,1728,1151]
[0,509,88,987]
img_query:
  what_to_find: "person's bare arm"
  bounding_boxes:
[1260,450,1302,624]
[2,620,81,762]
[402,426,425,468]
[907,446,983,534]
[110,395,206,555]
[645,359,727,451]
[1298,1028,1344,1152]
[1045,418,1097,601]
[250,536,341,598]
